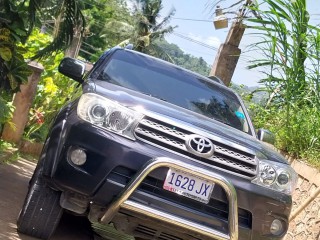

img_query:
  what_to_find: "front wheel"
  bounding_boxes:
[17,176,63,239]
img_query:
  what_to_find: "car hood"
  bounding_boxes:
[87,80,288,164]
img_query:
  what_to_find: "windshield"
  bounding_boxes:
[97,50,251,133]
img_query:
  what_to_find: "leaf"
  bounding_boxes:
[32,0,85,59]
[247,18,272,25]
[267,0,290,21]
[7,73,18,90]
[0,28,11,41]
[0,28,11,37]
[248,61,272,69]
[0,47,12,61]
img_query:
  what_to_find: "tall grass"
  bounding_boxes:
[247,0,320,167]
[250,104,320,168]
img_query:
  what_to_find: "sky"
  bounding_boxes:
[161,0,320,87]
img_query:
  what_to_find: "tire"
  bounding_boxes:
[17,175,63,239]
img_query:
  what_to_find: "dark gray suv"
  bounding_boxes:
[17,46,297,240]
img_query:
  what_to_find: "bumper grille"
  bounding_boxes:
[135,225,184,240]
[135,117,257,179]
[108,166,252,229]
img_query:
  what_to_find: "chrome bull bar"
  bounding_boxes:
[100,157,238,240]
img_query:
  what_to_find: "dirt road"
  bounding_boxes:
[0,158,94,240]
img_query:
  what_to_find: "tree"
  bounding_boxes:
[20,29,80,142]
[80,0,132,61]
[133,0,175,52]
[0,0,84,94]
[155,40,210,76]
[0,1,30,94]
[21,0,84,58]
[114,0,176,58]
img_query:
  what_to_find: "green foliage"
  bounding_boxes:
[0,22,25,131]
[155,40,210,76]
[230,84,268,108]
[109,0,176,59]
[0,0,84,94]
[247,0,320,166]
[81,0,132,61]
[0,3,31,94]
[0,0,83,131]
[250,104,320,168]
[0,95,14,126]
[21,29,80,142]
[248,0,319,108]
[130,0,176,54]
[0,139,14,151]
[19,0,85,59]
[0,139,18,164]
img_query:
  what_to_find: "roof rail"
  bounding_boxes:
[208,75,225,85]
[124,44,134,50]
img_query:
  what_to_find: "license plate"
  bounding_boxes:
[163,168,214,204]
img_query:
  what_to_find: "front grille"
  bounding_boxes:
[108,166,252,229]
[135,116,257,179]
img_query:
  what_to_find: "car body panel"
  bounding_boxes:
[37,47,294,240]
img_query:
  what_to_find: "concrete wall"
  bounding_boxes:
[286,160,320,240]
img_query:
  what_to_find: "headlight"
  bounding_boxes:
[77,93,144,139]
[252,160,297,195]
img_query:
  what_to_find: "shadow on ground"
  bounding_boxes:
[0,158,95,240]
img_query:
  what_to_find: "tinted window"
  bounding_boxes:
[97,50,250,133]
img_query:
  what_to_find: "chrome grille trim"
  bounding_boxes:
[140,118,187,140]
[211,156,256,176]
[214,146,257,165]
[135,127,187,150]
[135,116,258,179]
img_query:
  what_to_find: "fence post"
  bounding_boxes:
[1,61,44,144]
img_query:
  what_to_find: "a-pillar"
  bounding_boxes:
[1,61,44,144]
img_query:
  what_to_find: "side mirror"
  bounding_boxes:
[58,57,85,83]
[257,129,275,145]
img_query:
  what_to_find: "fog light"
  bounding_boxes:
[270,219,283,235]
[70,148,87,166]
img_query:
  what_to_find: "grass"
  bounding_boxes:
[0,139,40,164]
[301,151,320,170]
[0,140,19,164]
[91,222,135,240]
[19,152,39,163]
[0,148,19,164]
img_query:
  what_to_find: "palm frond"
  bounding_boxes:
[153,6,176,32]
[150,26,174,40]
[32,0,85,59]
[27,0,44,37]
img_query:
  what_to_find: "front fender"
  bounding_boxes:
[42,101,78,178]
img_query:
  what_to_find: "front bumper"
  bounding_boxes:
[45,111,292,240]
[100,157,238,240]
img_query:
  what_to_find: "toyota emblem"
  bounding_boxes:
[186,134,215,158]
